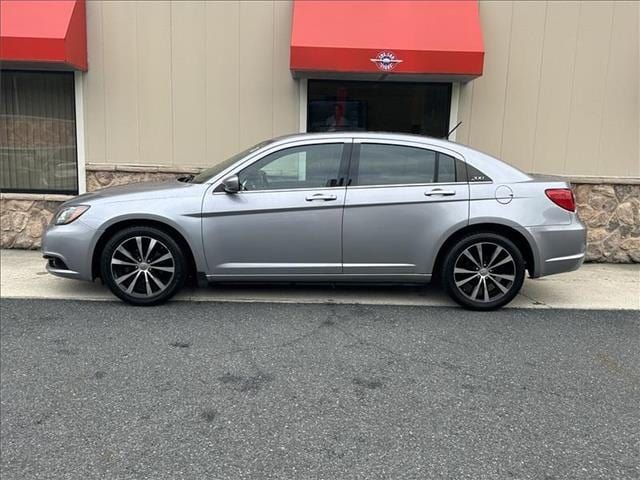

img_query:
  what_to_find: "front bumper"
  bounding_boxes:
[527,216,587,278]
[41,220,100,281]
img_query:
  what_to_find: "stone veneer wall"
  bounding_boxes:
[574,184,639,263]
[0,166,199,250]
[1,167,639,263]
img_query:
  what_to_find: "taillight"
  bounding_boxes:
[545,188,576,212]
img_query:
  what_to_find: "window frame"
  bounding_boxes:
[0,69,80,195]
[212,138,353,194]
[347,139,469,189]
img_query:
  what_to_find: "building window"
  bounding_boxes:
[0,70,78,194]
[307,80,451,138]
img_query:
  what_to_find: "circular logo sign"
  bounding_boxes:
[370,51,403,71]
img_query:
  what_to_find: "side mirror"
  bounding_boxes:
[221,175,240,193]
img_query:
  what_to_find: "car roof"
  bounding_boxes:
[269,131,460,149]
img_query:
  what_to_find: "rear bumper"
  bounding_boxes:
[526,217,587,278]
[539,251,585,277]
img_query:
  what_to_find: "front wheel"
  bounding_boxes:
[441,233,525,311]
[100,226,187,306]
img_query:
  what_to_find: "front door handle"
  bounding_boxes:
[305,193,338,202]
[424,188,456,196]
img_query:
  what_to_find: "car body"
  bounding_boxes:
[42,132,586,309]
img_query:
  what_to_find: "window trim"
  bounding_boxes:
[347,139,467,188]
[74,71,86,194]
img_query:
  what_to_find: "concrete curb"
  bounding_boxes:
[1,250,639,310]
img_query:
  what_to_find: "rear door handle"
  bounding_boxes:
[305,193,337,202]
[425,188,456,196]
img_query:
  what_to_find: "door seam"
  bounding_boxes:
[340,140,355,274]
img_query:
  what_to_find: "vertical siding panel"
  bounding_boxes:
[205,1,240,164]
[171,1,207,167]
[467,0,513,159]
[532,1,580,175]
[102,1,139,165]
[80,0,636,178]
[598,1,639,176]
[83,0,106,165]
[136,1,172,166]
[500,1,546,172]
[239,1,274,149]
[564,1,614,176]
[272,0,299,136]
[455,81,474,146]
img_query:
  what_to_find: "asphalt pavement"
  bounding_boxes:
[1,299,639,479]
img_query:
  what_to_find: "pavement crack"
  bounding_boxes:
[219,323,324,357]
[518,291,551,308]
[331,322,580,402]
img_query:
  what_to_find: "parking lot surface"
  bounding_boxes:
[1,299,639,479]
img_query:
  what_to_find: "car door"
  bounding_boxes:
[342,139,470,277]
[201,139,351,278]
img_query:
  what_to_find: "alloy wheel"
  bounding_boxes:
[453,241,516,303]
[110,235,175,299]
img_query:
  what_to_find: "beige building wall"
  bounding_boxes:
[83,0,299,170]
[82,0,639,179]
[457,0,639,178]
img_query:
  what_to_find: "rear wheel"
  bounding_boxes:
[100,226,186,306]
[441,233,525,310]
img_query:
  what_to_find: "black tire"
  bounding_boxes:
[100,226,187,306]
[441,232,525,311]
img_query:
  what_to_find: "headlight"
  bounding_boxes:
[53,205,90,225]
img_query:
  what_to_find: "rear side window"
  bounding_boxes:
[353,144,457,186]
[465,164,492,182]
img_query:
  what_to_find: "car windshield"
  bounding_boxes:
[191,140,273,184]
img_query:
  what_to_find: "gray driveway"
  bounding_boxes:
[1,299,639,479]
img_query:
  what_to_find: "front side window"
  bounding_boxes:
[191,140,274,184]
[354,143,457,186]
[0,70,78,194]
[238,143,344,191]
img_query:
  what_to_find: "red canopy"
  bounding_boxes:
[0,0,87,71]
[290,0,484,80]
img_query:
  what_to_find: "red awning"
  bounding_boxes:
[0,0,87,71]
[290,0,483,80]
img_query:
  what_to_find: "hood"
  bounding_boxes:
[65,179,203,206]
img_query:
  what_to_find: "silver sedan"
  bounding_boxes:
[42,133,586,310]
